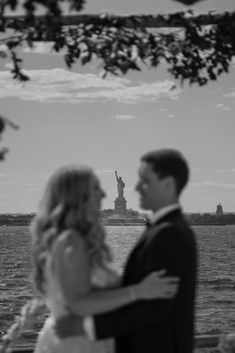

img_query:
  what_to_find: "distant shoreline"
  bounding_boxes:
[0,212,235,227]
[0,222,230,227]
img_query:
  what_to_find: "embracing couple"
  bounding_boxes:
[31,149,197,353]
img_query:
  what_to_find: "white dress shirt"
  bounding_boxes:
[148,203,181,225]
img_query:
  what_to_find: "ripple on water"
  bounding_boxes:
[0,225,235,347]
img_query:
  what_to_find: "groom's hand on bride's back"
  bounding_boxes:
[54,314,84,338]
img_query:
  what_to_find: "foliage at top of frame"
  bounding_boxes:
[0,0,235,86]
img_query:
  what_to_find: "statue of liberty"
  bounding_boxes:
[115,171,125,198]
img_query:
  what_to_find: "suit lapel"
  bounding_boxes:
[128,209,182,260]
[143,209,183,247]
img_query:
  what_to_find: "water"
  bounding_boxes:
[0,225,235,350]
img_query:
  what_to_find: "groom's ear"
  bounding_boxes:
[162,176,176,193]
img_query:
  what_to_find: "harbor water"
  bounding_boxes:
[0,225,234,351]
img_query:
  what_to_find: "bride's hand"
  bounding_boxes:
[133,269,180,300]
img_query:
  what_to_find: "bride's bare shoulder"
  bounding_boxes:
[51,230,91,299]
[53,229,85,250]
[51,229,89,269]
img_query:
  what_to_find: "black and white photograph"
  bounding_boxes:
[0,0,235,352]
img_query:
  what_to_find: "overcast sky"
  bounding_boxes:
[0,0,235,214]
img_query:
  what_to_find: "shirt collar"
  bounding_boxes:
[148,204,181,225]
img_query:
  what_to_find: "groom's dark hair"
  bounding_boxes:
[141,149,189,195]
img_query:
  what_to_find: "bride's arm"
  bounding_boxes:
[107,275,122,288]
[53,231,178,316]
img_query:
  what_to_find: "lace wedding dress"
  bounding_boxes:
[34,237,116,353]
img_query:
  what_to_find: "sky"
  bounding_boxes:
[0,0,235,214]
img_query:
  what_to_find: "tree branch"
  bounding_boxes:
[3,11,235,28]
[1,8,235,85]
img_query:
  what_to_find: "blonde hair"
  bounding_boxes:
[30,165,112,295]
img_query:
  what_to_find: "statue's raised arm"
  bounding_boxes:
[115,170,125,198]
[115,170,118,182]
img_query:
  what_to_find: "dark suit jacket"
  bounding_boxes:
[94,209,197,353]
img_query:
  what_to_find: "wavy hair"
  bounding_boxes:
[30,165,112,295]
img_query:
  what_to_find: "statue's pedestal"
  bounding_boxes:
[114,197,127,215]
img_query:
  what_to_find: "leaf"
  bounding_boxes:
[18,72,30,82]
[6,0,17,11]
[81,51,92,65]
[170,84,177,91]
[100,70,108,79]
[64,54,72,68]
[69,0,85,12]
[172,0,205,6]
[0,116,19,130]
[0,148,9,161]
[0,50,7,58]
[0,117,5,133]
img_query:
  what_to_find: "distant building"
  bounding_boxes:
[216,203,224,215]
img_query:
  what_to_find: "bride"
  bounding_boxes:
[31,165,179,353]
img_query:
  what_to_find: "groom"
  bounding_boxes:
[56,149,197,353]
